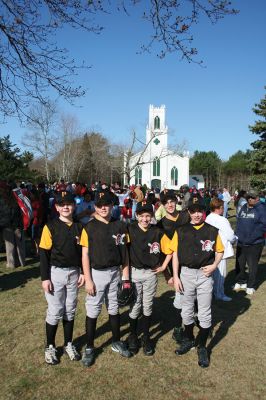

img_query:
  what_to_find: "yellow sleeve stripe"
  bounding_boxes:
[80,229,89,248]
[215,234,224,253]
[39,225,52,250]
[160,232,177,254]
[160,234,171,254]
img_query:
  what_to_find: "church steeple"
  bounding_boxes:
[146,104,168,149]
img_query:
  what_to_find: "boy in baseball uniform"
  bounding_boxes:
[80,192,132,367]
[39,192,85,365]
[126,201,171,356]
[156,191,190,343]
[171,198,224,367]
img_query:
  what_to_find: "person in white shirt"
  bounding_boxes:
[205,198,236,301]
[222,187,231,218]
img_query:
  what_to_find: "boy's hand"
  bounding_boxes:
[167,277,174,287]
[201,264,217,277]
[42,280,53,293]
[85,280,96,296]
[153,264,166,274]
[78,274,85,288]
[174,277,183,293]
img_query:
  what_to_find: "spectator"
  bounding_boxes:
[75,191,95,225]
[235,190,247,217]
[206,198,236,301]
[233,190,266,295]
[222,187,231,218]
[0,182,25,268]
[29,187,43,256]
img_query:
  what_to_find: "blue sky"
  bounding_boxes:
[1,0,266,161]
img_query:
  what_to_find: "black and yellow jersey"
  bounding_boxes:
[80,218,128,269]
[127,222,172,269]
[169,222,224,269]
[157,211,190,275]
[39,219,83,281]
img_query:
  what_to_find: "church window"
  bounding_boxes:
[154,116,160,129]
[153,157,160,176]
[135,166,142,185]
[171,167,178,186]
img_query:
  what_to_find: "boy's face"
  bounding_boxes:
[95,204,113,218]
[188,209,204,225]
[55,202,75,218]
[163,199,176,215]
[137,212,152,229]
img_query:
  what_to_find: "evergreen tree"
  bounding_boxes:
[189,150,221,188]
[222,150,252,189]
[249,88,266,190]
[0,135,35,181]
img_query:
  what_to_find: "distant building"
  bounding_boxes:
[127,105,189,190]
[189,175,205,189]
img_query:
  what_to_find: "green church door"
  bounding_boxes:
[151,179,161,190]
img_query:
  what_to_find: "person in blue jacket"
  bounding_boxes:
[233,190,266,295]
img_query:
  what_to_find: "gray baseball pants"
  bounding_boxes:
[45,266,80,325]
[85,266,120,318]
[180,267,213,329]
[129,267,158,319]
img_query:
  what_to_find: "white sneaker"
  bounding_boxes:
[232,283,247,291]
[45,345,59,365]
[232,283,241,291]
[64,342,81,361]
[246,288,255,295]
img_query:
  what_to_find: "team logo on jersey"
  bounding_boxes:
[148,242,160,254]
[112,233,125,245]
[200,240,215,252]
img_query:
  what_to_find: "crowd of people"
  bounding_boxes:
[0,178,265,369]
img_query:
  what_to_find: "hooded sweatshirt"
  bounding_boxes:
[236,202,266,246]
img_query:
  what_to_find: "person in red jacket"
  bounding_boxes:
[29,187,43,256]
[121,198,132,223]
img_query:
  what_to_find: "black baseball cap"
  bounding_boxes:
[55,192,75,205]
[187,195,205,212]
[95,192,114,207]
[136,200,153,214]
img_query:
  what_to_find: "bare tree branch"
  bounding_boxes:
[0,1,238,120]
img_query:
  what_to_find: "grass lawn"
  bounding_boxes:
[0,236,265,399]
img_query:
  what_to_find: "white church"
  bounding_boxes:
[127,105,189,190]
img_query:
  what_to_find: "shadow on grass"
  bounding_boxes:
[0,261,40,291]
[74,308,132,352]
[150,290,176,345]
[208,260,266,353]
[74,289,176,353]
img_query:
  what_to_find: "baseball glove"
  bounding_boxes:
[117,280,135,307]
